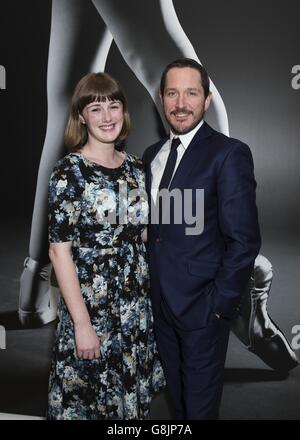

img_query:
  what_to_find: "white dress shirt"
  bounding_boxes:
[151,119,204,202]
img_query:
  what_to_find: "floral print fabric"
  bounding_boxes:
[47,152,165,420]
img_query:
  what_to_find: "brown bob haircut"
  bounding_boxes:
[64,72,130,152]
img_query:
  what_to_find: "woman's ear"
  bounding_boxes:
[79,114,86,124]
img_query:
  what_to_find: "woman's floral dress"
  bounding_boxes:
[47,152,165,420]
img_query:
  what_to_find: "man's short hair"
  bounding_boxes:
[160,58,210,98]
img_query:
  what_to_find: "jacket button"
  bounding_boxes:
[156,237,161,243]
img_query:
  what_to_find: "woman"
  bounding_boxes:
[47,72,165,420]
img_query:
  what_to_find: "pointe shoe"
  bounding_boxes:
[231,254,299,372]
[18,257,59,327]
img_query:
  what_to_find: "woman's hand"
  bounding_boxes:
[49,242,101,360]
[74,322,101,360]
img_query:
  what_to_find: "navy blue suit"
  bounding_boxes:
[143,122,261,419]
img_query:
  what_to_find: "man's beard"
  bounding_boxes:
[165,108,205,135]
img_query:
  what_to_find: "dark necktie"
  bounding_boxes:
[159,137,181,190]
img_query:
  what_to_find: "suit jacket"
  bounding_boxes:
[143,121,261,330]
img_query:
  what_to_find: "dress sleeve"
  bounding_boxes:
[48,158,84,243]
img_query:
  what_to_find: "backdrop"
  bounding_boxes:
[0,0,299,419]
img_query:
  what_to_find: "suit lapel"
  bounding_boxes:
[169,122,214,190]
[145,122,214,193]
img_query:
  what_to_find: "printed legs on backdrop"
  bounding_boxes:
[18,258,59,327]
[231,254,299,372]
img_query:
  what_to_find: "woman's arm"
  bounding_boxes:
[49,241,100,360]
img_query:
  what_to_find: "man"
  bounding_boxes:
[143,58,261,419]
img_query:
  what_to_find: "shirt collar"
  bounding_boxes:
[170,119,204,151]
